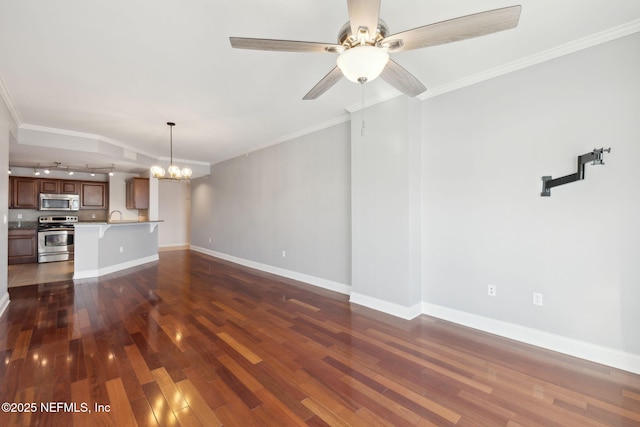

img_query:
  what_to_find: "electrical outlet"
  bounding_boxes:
[487,284,496,297]
[282,250,286,258]
[119,246,124,253]
[17,214,23,219]
[208,237,212,243]
[533,292,543,306]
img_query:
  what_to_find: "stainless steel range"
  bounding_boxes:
[38,216,78,263]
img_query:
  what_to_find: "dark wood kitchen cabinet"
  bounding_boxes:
[60,180,79,194]
[39,179,59,193]
[9,176,38,209]
[125,177,149,209]
[80,181,108,209]
[8,228,37,264]
[39,179,78,194]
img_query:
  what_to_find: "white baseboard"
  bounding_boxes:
[0,292,10,319]
[422,302,640,375]
[190,246,351,296]
[349,292,422,320]
[188,246,640,375]
[73,255,159,280]
[159,244,190,252]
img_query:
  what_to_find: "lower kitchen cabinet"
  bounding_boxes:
[8,228,37,264]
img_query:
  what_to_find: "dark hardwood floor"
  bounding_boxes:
[1,250,639,426]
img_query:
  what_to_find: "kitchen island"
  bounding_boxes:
[73,220,162,279]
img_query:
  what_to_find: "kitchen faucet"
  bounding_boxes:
[109,210,123,222]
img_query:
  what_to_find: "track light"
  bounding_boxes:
[9,162,118,176]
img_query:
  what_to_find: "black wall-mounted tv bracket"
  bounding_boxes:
[541,148,611,197]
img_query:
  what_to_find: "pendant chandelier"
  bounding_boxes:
[150,122,192,180]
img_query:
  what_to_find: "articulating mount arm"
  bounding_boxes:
[541,148,611,197]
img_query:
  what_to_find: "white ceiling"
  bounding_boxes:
[2,0,640,176]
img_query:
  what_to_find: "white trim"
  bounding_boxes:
[0,73,21,125]
[73,254,159,280]
[0,292,10,319]
[213,115,351,165]
[346,19,640,112]
[190,246,351,295]
[422,302,640,375]
[159,244,190,251]
[419,19,640,101]
[18,123,210,167]
[345,90,403,113]
[349,292,422,320]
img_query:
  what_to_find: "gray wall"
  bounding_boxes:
[97,226,158,270]
[158,180,190,247]
[421,33,640,353]
[191,122,351,286]
[351,96,422,309]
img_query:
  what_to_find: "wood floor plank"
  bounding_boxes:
[302,397,352,427]
[152,366,189,413]
[176,379,223,427]
[2,249,639,426]
[142,380,180,426]
[216,331,263,364]
[105,377,138,426]
[124,343,155,385]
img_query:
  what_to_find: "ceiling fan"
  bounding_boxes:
[230,1,521,100]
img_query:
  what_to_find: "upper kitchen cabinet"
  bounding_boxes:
[60,180,79,194]
[39,179,59,193]
[80,181,108,209]
[9,176,38,209]
[126,177,149,209]
[39,179,79,194]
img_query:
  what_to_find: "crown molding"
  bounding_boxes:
[19,123,160,160]
[419,19,640,101]
[345,89,403,113]
[214,114,351,165]
[17,123,207,168]
[343,19,640,109]
[0,73,22,126]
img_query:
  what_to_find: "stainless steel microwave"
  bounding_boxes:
[39,193,80,211]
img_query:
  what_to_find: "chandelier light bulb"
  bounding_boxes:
[168,164,182,178]
[150,165,165,178]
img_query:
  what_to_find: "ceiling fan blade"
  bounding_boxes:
[380,5,521,52]
[230,37,343,53]
[303,67,344,100]
[380,60,427,97]
[347,0,381,41]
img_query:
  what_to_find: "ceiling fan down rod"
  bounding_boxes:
[541,148,611,197]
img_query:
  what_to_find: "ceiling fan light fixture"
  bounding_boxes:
[336,45,389,83]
